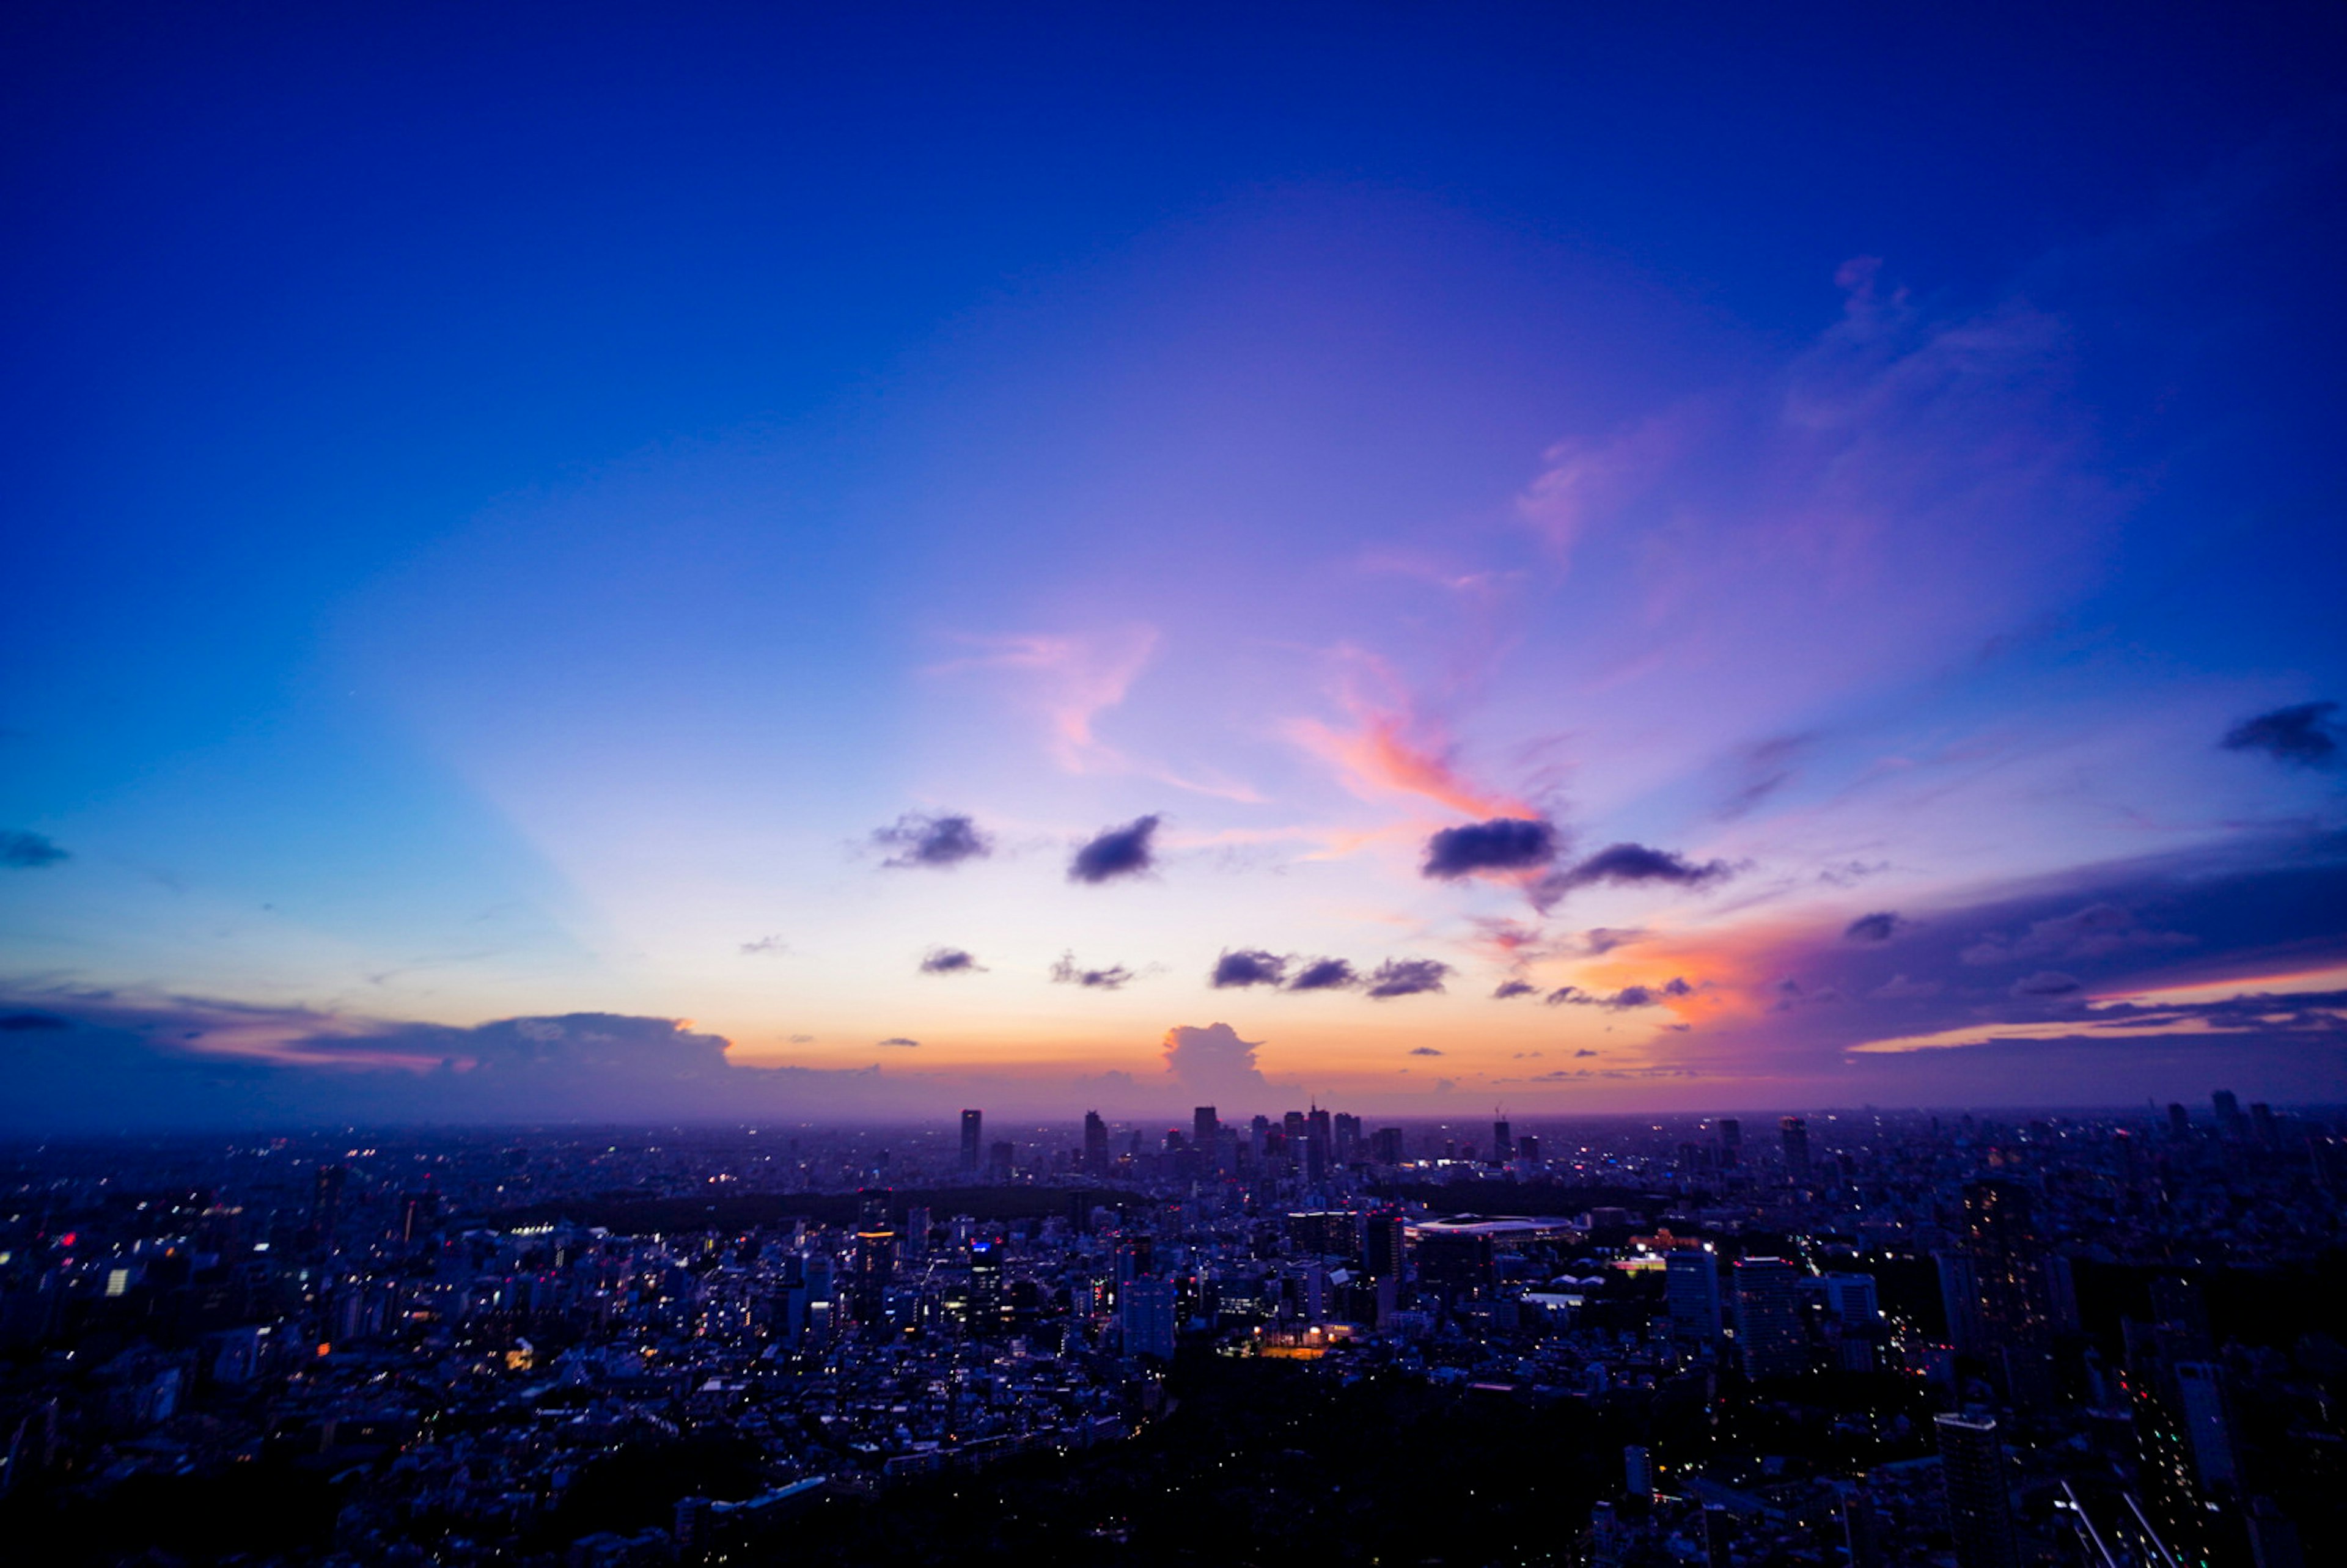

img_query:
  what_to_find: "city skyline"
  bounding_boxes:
[6,7,2346,1125]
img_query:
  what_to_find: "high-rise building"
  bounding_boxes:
[851,1190,895,1324]
[2249,1101,2279,1148]
[1666,1249,1724,1338]
[1821,1273,1879,1322]
[1363,1208,1406,1281]
[1716,1118,1742,1168]
[310,1164,348,1248]
[959,1109,983,1174]
[1780,1116,1812,1182]
[1516,1134,1540,1163]
[2167,1101,2192,1139]
[2212,1089,2244,1140]
[1732,1256,1805,1379]
[1120,1277,1177,1363]
[1934,1414,2020,1568]
[1491,1118,1513,1165]
[1192,1106,1218,1148]
[967,1238,1003,1338]
[1961,1180,2051,1352]
[1083,1111,1109,1174]
[1371,1127,1405,1164]
[2172,1361,2238,1494]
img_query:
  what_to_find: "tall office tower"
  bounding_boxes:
[959,1109,983,1173]
[1961,1179,2051,1352]
[851,1190,895,1324]
[1934,1414,2021,1568]
[1779,1116,1812,1182]
[2249,1102,2279,1148]
[2167,1101,2191,1139]
[1307,1105,1333,1156]
[1517,1135,1541,1163]
[902,1205,930,1259]
[1716,1118,1742,1168]
[1120,1276,1177,1363]
[1363,1208,1406,1281]
[967,1239,1003,1338]
[310,1164,348,1248]
[1371,1126,1405,1164]
[1491,1118,1513,1164]
[2212,1089,2244,1140]
[986,1140,1014,1181]
[1666,1249,1724,1338]
[1083,1110,1109,1174]
[1733,1256,1805,1379]
[2172,1361,2239,1495]
[1193,1106,1218,1148]
[1304,1130,1327,1183]
[1623,1444,1651,1497]
[1333,1112,1362,1160]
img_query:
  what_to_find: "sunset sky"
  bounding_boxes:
[4,5,2344,1125]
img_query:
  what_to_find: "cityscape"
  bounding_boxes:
[3,1096,2341,1563]
[5,4,2345,1566]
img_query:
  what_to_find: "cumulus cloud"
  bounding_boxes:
[1422,816,1562,879]
[1161,1022,1273,1098]
[1287,958,1360,992]
[1409,1046,1445,1056]
[739,935,789,956]
[1574,1049,1599,1058]
[920,947,984,975]
[874,811,993,869]
[1843,911,1906,943]
[0,830,67,868]
[1052,952,1135,989]
[1533,842,1731,910]
[1546,980,1686,1010]
[876,1036,921,1048]
[1069,815,1161,884]
[1211,949,1288,988]
[1492,980,1538,999]
[2222,701,2340,769]
[1365,958,1451,999]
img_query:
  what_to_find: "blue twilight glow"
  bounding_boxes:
[2,5,2344,1123]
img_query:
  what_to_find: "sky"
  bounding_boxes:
[4,3,2345,1127]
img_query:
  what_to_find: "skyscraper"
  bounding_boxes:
[959,1109,983,1174]
[2212,1089,2246,1141]
[1083,1110,1109,1174]
[1733,1256,1805,1378]
[1192,1105,1218,1149]
[1961,1180,2051,1353]
[1934,1414,2020,1568]
[1491,1118,1512,1165]
[1780,1116,1811,1182]
[1716,1118,1742,1168]
[851,1189,895,1324]
[1666,1249,1724,1338]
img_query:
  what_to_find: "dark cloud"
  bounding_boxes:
[1492,980,1538,1000]
[1533,842,1731,910]
[1408,1046,1445,1057]
[1546,981,1684,1010]
[1661,976,1693,997]
[0,830,67,868]
[1211,949,1288,988]
[2011,971,2084,998]
[1609,985,1656,1009]
[920,947,984,975]
[1843,911,1906,943]
[739,935,788,956]
[876,1036,921,1048]
[1582,927,1644,955]
[2222,701,2340,769]
[1052,953,1135,990]
[1544,986,1584,1006]
[1365,958,1451,999]
[1069,815,1161,884]
[874,811,993,869]
[1287,958,1359,992]
[1421,816,1561,879]
[1,1012,68,1031]
[1961,903,2192,965]
[1575,1049,1599,1058]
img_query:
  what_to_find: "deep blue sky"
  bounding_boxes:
[4,3,2344,1124]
